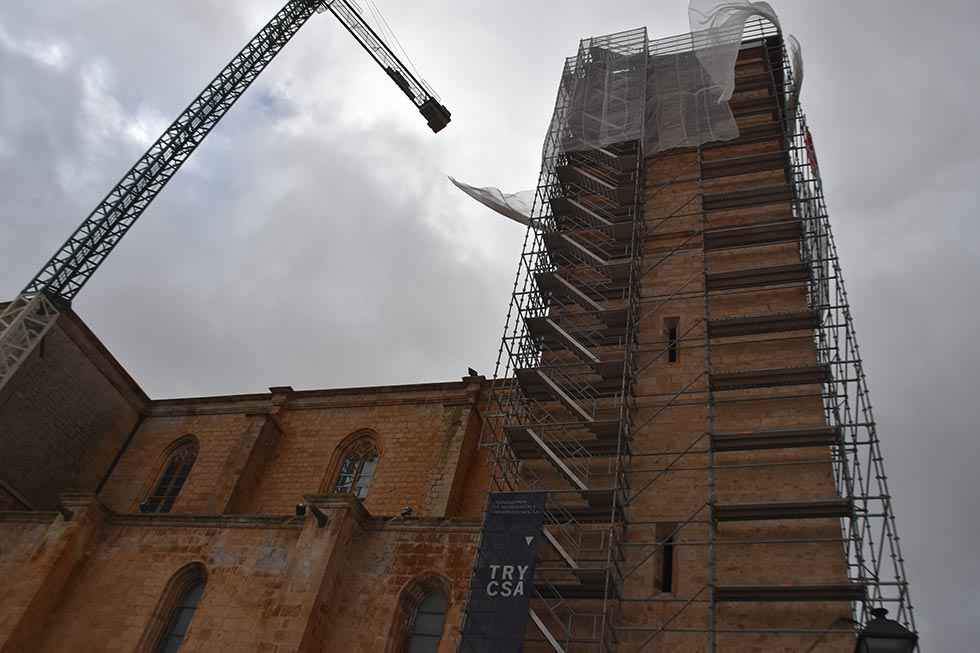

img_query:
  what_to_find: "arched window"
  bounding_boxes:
[137,563,207,653]
[141,437,198,514]
[405,591,448,653]
[158,577,205,652]
[386,575,451,653]
[333,437,379,499]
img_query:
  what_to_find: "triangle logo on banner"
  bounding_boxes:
[525,536,534,546]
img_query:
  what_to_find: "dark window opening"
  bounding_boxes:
[661,534,675,593]
[157,578,205,653]
[406,591,448,653]
[655,522,677,594]
[141,440,198,514]
[665,318,679,363]
[334,439,379,499]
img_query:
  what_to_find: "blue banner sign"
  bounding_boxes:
[460,491,547,652]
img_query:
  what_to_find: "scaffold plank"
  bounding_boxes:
[708,310,817,338]
[706,264,808,291]
[710,365,830,391]
[711,425,840,451]
[715,584,865,603]
[703,185,793,211]
[714,499,853,522]
[701,151,786,180]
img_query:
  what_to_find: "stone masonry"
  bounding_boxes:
[0,35,869,653]
[0,307,490,652]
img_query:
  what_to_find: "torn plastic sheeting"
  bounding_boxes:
[688,0,781,103]
[786,34,803,120]
[644,48,738,152]
[689,2,804,116]
[448,176,534,227]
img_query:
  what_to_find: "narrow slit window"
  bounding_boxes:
[664,317,680,363]
[656,522,677,594]
[661,534,675,593]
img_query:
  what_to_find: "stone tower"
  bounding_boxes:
[473,17,915,652]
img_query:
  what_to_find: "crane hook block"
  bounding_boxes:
[420,98,452,133]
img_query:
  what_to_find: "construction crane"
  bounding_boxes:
[0,0,450,390]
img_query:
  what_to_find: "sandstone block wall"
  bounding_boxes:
[617,43,853,651]
[98,379,487,520]
[0,308,491,652]
[0,309,147,510]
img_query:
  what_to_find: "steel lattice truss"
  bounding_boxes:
[475,28,650,651]
[0,0,449,390]
[793,99,917,630]
[0,0,319,389]
[27,1,319,304]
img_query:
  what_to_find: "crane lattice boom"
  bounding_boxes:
[0,0,450,390]
[321,1,451,132]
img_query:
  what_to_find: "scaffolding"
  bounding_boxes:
[475,17,915,653]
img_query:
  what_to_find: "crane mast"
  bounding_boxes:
[0,0,449,390]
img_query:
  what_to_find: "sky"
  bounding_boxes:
[1,0,978,649]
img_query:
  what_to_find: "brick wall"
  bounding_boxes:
[99,379,486,520]
[0,303,491,652]
[0,484,29,511]
[616,43,853,651]
[0,514,55,646]
[98,411,252,514]
[32,515,305,652]
[320,522,480,652]
[1,498,479,653]
[246,392,463,517]
[0,309,147,510]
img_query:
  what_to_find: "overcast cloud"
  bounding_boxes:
[1,0,978,649]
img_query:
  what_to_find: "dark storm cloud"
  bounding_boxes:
[1,0,977,649]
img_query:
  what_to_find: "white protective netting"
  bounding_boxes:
[688,1,781,102]
[786,34,803,121]
[560,27,650,153]
[689,2,805,122]
[558,1,787,155]
[451,1,805,225]
[643,48,738,152]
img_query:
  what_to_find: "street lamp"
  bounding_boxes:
[855,608,918,653]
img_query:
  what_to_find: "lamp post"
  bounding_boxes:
[855,608,918,653]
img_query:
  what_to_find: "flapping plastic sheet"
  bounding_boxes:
[786,34,803,120]
[455,2,803,223]
[449,176,534,227]
[688,1,781,103]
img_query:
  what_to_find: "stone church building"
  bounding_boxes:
[0,15,917,653]
[0,305,491,652]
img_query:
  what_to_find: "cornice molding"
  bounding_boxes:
[363,518,482,533]
[0,511,59,524]
[109,512,304,530]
